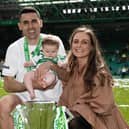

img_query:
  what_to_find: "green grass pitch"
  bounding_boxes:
[0,78,129,124]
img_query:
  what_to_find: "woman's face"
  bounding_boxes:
[71,31,93,59]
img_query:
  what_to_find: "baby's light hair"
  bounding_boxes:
[42,35,59,49]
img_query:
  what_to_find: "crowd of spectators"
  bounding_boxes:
[104,43,129,78]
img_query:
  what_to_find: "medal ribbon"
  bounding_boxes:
[24,36,43,71]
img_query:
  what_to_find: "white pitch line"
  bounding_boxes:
[118,105,129,107]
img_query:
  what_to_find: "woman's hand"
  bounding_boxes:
[34,62,52,79]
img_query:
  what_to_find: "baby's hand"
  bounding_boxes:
[24,61,34,67]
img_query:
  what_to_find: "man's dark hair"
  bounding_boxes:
[19,6,41,19]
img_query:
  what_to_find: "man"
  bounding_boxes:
[0,6,66,129]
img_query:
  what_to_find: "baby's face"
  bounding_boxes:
[43,44,58,58]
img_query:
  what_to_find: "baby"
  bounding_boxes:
[24,35,66,99]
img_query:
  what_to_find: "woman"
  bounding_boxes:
[36,25,129,129]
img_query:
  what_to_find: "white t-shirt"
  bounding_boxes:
[2,33,66,102]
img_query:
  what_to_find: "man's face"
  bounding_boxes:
[18,12,43,40]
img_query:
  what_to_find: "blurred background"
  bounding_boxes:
[0,0,129,124]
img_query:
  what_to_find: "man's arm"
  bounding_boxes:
[3,76,26,92]
[3,76,48,93]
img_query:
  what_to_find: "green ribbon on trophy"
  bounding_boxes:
[12,105,26,129]
[54,106,68,129]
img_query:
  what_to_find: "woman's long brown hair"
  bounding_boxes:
[68,25,112,91]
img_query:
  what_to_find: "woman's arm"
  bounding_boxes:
[50,63,69,82]
[35,62,69,82]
